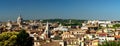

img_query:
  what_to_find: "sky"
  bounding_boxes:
[0,0,120,21]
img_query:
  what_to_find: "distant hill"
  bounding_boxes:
[42,19,87,26]
[22,19,87,26]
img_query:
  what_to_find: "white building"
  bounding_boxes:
[87,20,112,24]
[53,24,68,31]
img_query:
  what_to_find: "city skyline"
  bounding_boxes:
[0,0,120,21]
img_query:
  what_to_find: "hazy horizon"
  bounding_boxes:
[0,0,120,21]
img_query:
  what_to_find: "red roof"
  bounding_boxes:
[99,33,107,37]
[115,35,120,39]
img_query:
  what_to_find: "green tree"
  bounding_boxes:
[99,41,120,46]
[0,32,19,46]
[16,29,33,46]
[52,35,62,40]
[0,30,34,46]
[113,24,120,28]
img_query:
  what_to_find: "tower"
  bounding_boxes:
[43,22,50,37]
[40,22,50,39]
[17,14,23,27]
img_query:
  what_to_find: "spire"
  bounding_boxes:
[17,8,22,20]
[40,22,50,39]
[43,22,49,34]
